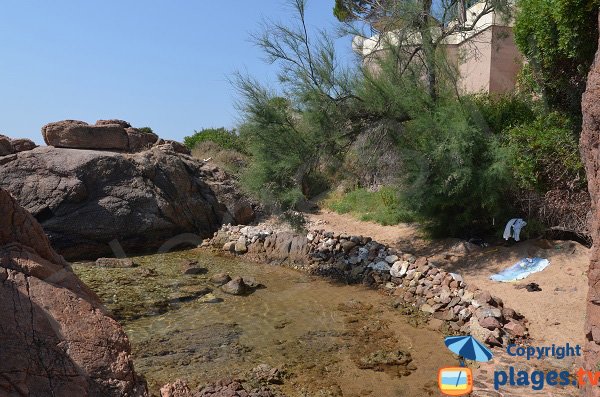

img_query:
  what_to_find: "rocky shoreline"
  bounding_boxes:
[203,223,529,347]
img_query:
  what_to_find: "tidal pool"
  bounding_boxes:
[74,248,456,396]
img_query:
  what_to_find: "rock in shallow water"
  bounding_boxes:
[249,364,283,384]
[221,277,249,295]
[96,257,137,268]
[160,378,280,397]
[181,260,208,275]
[210,273,232,285]
[220,276,264,295]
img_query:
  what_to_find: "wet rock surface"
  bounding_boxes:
[0,188,147,396]
[221,276,250,295]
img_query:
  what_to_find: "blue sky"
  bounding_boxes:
[0,1,353,144]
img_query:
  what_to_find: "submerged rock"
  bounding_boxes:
[160,378,280,397]
[249,364,283,384]
[0,188,147,396]
[181,260,208,275]
[160,379,192,397]
[96,257,137,268]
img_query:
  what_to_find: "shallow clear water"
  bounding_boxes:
[74,248,456,396]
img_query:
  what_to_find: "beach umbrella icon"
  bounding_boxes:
[444,335,493,363]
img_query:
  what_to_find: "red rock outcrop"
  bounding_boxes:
[11,138,37,152]
[0,188,148,396]
[42,119,130,151]
[0,145,241,260]
[581,13,600,397]
[0,134,14,156]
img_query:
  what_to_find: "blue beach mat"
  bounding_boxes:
[490,257,550,282]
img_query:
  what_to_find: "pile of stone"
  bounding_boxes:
[41,119,190,154]
[206,224,528,347]
[0,134,37,158]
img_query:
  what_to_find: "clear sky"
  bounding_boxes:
[0,1,353,144]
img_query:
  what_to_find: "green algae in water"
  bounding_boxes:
[73,249,456,396]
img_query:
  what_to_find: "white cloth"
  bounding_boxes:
[503,218,517,240]
[503,218,527,241]
[512,219,527,241]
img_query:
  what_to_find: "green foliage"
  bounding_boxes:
[183,127,244,152]
[333,0,381,23]
[235,0,357,210]
[236,0,588,238]
[279,210,308,232]
[504,112,585,191]
[324,187,417,225]
[469,94,535,135]
[398,96,514,237]
[190,140,248,174]
[236,92,315,209]
[514,0,599,118]
[138,127,154,134]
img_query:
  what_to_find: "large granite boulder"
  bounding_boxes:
[11,138,37,152]
[42,120,130,151]
[0,188,147,396]
[95,119,132,128]
[199,163,256,225]
[126,128,159,152]
[581,14,600,397]
[0,134,14,156]
[0,145,230,260]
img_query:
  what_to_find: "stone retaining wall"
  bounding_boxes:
[204,224,529,347]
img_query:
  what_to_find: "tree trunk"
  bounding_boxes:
[419,0,437,101]
[580,13,600,397]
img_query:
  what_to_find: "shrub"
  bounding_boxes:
[324,187,417,226]
[279,210,307,233]
[138,127,154,134]
[513,0,599,119]
[504,112,585,191]
[399,96,515,237]
[236,95,315,210]
[183,127,245,152]
[190,140,248,174]
[469,94,535,135]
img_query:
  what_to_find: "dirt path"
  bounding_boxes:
[306,209,589,346]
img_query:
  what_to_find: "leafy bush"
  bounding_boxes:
[233,0,356,211]
[279,210,308,233]
[236,95,316,210]
[183,127,245,152]
[514,0,599,119]
[138,127,155,134]
[504,112,585,191]
[324,187,417,226]
[469,94,535,135]
[190,140,248,174]
[399,96,515,237]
